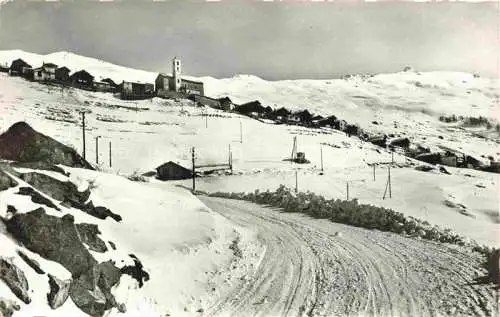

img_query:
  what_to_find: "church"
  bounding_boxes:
[155,57,204,98]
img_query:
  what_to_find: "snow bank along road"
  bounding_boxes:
[199,196,498,317]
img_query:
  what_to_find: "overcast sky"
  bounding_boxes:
[0,1,497,80]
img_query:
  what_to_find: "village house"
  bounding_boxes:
[101,78,118,91]
[288,110,313,125]
[271,107,291,122]
[192,95,221,109]
[236,100,266,118]
[316,115,337,128]
[54,66,70,82]
[156,161,192,181]
[120,81,154,100]
[33,62,58,82]
[218,97,234,111]
[156,57,204,98]
[70,70,94,90]
[9,59,31,76]
[93,81,115,93]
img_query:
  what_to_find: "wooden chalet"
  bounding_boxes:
[55,66,71,82]
[236,100,266,117]
[9,59,31,76]
[70,70,94,90]
[33,62,58,82]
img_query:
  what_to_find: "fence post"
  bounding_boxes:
[240,121,243,144]
[95,136,100,165]
[346,181,349,200]
[192,147,196,192]
[320,146,324,173]
[373,164,376,181]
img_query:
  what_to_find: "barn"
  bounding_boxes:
[9,59,31,76]
[120,81,154,100]
[156,161,192,181]
[55,66,71,82]
[70,70,94,90]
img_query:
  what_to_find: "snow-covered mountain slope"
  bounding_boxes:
[0,162,260,316]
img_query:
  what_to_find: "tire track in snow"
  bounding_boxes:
[200,197,497,317]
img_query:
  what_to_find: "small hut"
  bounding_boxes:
[156,161,192,181]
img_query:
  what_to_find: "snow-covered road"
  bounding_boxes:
[199,196,498,317]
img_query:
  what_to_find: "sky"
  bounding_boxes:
[0,0,498,80]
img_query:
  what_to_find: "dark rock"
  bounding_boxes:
[415,165,434,172]
[20,172,90,205]
[70,261,122,317]
[16,187,60,211]
[76,223,108,253]
[16,250,44,275]
[120,255,149,288]
[0,169,17,191]
[439,166,451,175]
[0,257,30,304]
[5,206,17,216]
[81,201,122,222]
[12,161,70,176]
[0,298,20,317]
[0,122,94,169]
[108,241,116,250]
[47,274,71,309]
[4,208,97,278]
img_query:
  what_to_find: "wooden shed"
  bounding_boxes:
[55,66,71,82]
[156,161,192,181]
[120,81,154,100]
[70,70,94,90]
[9,59,31,76]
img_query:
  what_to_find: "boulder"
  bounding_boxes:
[0,257,30,304]
[0,122,93,169]
[76,223,108,253]
[47,274,71,309]
[20,172,90,205]
[16,187,60,211]
[0,169,17,191]
[0,298,20,317]
[70,261,122,317]
[120,254,149,288]
[16,250,44,275]
[4,208,97,278]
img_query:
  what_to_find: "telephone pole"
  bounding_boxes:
[95,136,101,165]
[81,112,86,160]
[192,147,196,192]
[295,170,298,193]
[240,121,243,143]
[320,146,324,173]
[109,141,112,168]
[346,181,350,200]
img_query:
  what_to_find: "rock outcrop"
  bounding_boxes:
[4,209,96,278]
[0,257,30,304]
[0,169,17,192]
[47,274,71,310]
[16,187,60,211]
[0,298,20,317]
[76,223,108,253]
[0,122,93,170]
[16,250,44,275]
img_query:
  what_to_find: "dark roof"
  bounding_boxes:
[101,78,117,86]
[156,161,191,172]
[236,100,265,113]
[43,62,58,68]
[10,59,31,68]
[181,78,204,85]
[70,70,94,80]
[56,66,70,72]
[274,107,291,116]
[218,97,232,103]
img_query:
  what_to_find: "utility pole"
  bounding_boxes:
[373,164,376,181]
[391,152,394,165]
[346,181,349,200]
[95,136,101,165]
[109,141,112,168]
[81,112,86,160]
[205,112,208,128]
[320,146,324,173]
[295,170,298,193]
[388,166,392,198]
[192,147,196,192]
[228,144,232,172]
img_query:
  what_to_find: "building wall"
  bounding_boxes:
[194,95,220,108]
[181,80,204,96]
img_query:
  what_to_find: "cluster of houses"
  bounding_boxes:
[3,56,497,174]
[3,56,207,102]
